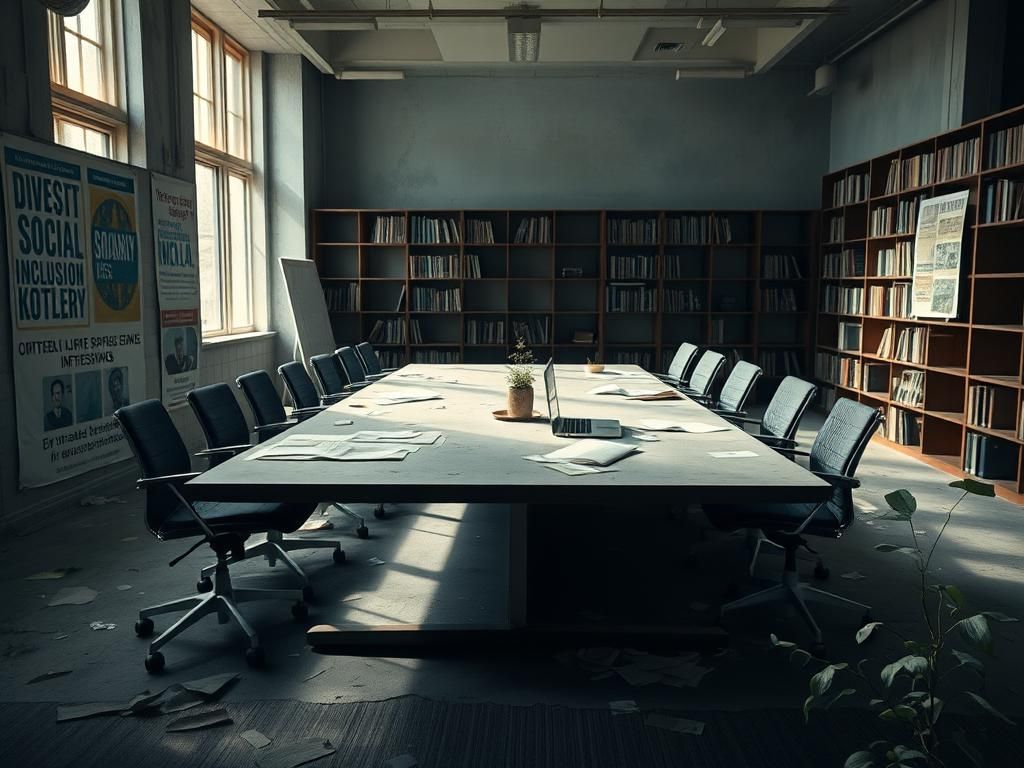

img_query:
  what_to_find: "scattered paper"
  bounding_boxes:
[299,519,334,532]
[632,433,660,442]
[116,584,133,591]
[257,738,336,768]
[180,672,239,697]
[615,665,663,687]
[80,495,125,506]
[342,430,443,445]
[303,668,327,682]
[241,730,272,749]
[661,664,712,688]
[543,463,617,476]
[709,451,758,459]
[332,419,354,426]
[585,368,650,378]
[588,384,664,398]
[637,421,730,434]
[387,755,419,768]
[56,703,125,722]
[644,713,705,736]
[48,587,98,606]
[840,571,866,581]
[366,409,391,416]
[368,557,386,566]
[89,621,116,631]
[525,439,638,467]
[26,568,80,580]
[166,707,233,732]
[27,670,72,684]
[609,700,640,716]
[159,689,206,714]
[250,435,418,462]
[371,389,443,406]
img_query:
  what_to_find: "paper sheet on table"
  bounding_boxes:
[248,435,419,461]
[543,463,618,476]
[587,384,665,397]
[709,450,758,459]
[585,368,651,378]
[340,430,443,445]
[637,420,731,433]
[371,389,443,405]
[525,439,637,467]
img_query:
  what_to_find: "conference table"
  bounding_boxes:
[188,363,831,650]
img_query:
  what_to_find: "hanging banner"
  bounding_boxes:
[911,190,970,319]
[1,133,144,488]
[151,173,200,407]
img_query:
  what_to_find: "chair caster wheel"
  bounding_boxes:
[811,643,827,658]
[301,585,315,602]
[246,646,265,668]
[196,576,213,593]
[145,652,165,673]
[814,563,830,581]
[135,618,154,638]
[373,506,387,520]
[356,526,369,540]
[333,548,346,564]
[291,601,309,621]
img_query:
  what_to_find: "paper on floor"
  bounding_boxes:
[637,421,730,433]
[47,587,97,606]
[165,707,233,732]
[241,729,272,749]
[644,713,705,735]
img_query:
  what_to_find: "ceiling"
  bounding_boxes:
[190,1,927,78]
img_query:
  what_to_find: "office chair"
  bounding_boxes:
[114,399,313,672]
[237,370,322,432]
[704,398,882,653]
[187,384,347,592]
[279,360,342,408]
[707,361,763,419]
[310,353,362,401]
[655,342,700,389]
[355,341,398,377]
[335,345,380,386]
[678,350,726,402]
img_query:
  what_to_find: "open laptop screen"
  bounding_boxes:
[543,359,560,423]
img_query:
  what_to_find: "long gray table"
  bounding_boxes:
[188,363,831,649]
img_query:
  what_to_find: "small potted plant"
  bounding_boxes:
[506,336,536,418]
[585,354,604,374]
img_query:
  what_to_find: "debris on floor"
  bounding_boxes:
[56,703,126,722]
[27,670,72,685]
[116,584,133,591]
[80,495,125,506]
[299,519,334,532]
[56,672,240,723]
[47,587,98,606]
[241,729,272,749]
[26,567,80,581]
[256,738,336,768]
[564,647,714,689]
[644,713,705,736]
[89,621,116,631]
[165,707,233,732]
[303,668,328,682]
[368,557,386,566]
[608,699,639,715]
[840,571,866,581]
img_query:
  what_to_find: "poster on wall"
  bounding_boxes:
[151,173,200,407]
[911,190,970,319]
[1,133,145,488]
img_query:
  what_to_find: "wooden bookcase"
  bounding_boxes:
[312,208,817,401]
[815,103,1024,501]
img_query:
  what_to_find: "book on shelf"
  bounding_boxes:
[513,216,551,244]
[901,152,935,190]
[964,432,1017,480]
[411,286,462,312]
[368,317,407,344]
[761,288,799,312]
[465,253,482,279]
[413,349,459,364]
[839,356,861,388]
[885,406,921,445]
[512,318,550,346]
[573,330,595,344]
[822,248,864,278]
[894,326,927,363]
[465,219,495,244]
[891,370,925,407]
[967,385,1017,429]
[863,363,889,393]
[870,206,894,237]
[763,253,803,279]
[986,123,1024,170]
[883,159,900,196]
[983,179,1024,223]
[410,253,460,278]
[834,172,869,206]
[664,215,733,245]
[373,215,406,244]
[875,242,913,276]
[607,218,658,244]
[395,284,406,311]
[759,350,802,377]
[612,350,653,369]
[606,283,656,313]
[876,327,894,358]
[937,137,980,181]
[465,319,506,345]
[838,321,862,351]
[896,196,922,235]
[410,215,460,244]
[608,253,657,279]
[868,282,912,318]
[410,319,423,344]
[378,350,404,369]
[821,285,864,314]
[664,287,703,312]
[827,216,845,243]
[664,253,702,279]
[820,386,837,412]
[323,283,358,312]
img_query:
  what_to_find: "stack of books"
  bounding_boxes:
[986,124,1024,169]
[606,283,656,313]
[377,350,404,369]
[612,350,653,368]
[982,179,1024,223]
[894,327,928,363]
[964,432,1017,480]
[891,370,925,407]
[761,288,799,312]
[843,172,869,204]
[411,286,462,312]
[886,406,921,445]
[822,248,864,278]
[937,136,980,181]
[862,363,889,392]
[762,253,802,279]
[875,243,913,276]
[373,215,407,243]
[868,283,912,318]
[967,385,1017,429]
[465,253,482,278]
[876,327,894,358]
[828,216,845,243]
[838,321,862,351]
[410,216,460,244]
[896,197,920,234]
[413,349,459,364]
[664,287,703,312]
[513,216,551,244]
[409,320,423,344]
[323,283,357,312]
[465,219,495,244]
[901,152,935,189]
[410,253,460,278]
[840,356,861,388]
[665,215,732,244]
[608,218,658,244]
[871,206,894,237]
[465,319,506,345]
[883,159,900,195]
[608,253,657,279]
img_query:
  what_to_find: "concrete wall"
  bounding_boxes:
[320,71,832,210]
[829,0,970,170]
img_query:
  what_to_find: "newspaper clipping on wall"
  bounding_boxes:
[911,190,970,319]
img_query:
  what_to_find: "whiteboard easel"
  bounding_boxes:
[279,258,335,371]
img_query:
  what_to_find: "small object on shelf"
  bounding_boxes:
[492,409,544,422]
[561,267,584,278]
[573,330,595,344]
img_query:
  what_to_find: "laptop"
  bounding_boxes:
[543,360,622,438]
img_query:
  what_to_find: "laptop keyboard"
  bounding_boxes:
[560,417,592,434]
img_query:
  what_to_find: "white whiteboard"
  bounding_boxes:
[279,258,335,369]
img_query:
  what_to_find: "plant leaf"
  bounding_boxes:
[952,729,984,767]
[868,699,884,707]
[826,688,857,709]
[950,649,984,674]
[981,611,1017,623]
[879,705,917,722]
[893,745,929,763]
[803,694,816,723]
[856,622,883,644]
[881,655,929,688]
[790,648,812,668]
[959,614,993,654]
[948,479,996,497]
[920,696,944,724]
[883,489,916,518]
[844,751,876,768]
[810,664,844,696]
[770,633,795,648]
[942,585,966,612]
[965,692,1016,726]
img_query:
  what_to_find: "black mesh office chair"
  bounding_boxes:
[655,342,700,389]
[335,346,376,388]
[355,341,398,377]
[704,398,883,653]
[187,384,346,593]
[678,350,726,401]
[114,400,312,672]
[279,360,342,408]
[707,361,762,418]
[237,370,321,433]
[310,353,359,400]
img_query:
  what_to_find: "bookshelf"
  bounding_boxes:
[312,208,816,400]
[816,103,1024,502]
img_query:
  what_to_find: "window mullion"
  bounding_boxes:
[220,164,232,334]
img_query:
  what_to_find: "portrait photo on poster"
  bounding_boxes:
[104,366,130,413]
[74,370,102,422]
[42,375,74,431]
[163,326,197,374]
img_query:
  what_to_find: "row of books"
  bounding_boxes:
[964,432,1017,480]
[664,288,703,313]
[827,216,845,243]
[465,319,506,345]
[514,216,552,244]
[512,318,550,345]
[608,218,658,244]
[870,206,893,237]
[665,216,734,245]
[876,326,927,363]
[411,287,462,312]
[466,219,496,244]
[833,172,869,207]
[821,285,864,314]
[373,215,406,244]
[815,352,838,385]
[410,216,460,244]
[967,385,1017,429]
[762,253,803,279]
[612,350,654,369]
[868,282,912,318]
[936,136,980,182]
[902,153,935,191]
[608,254,657,279]
[822,248,864,278]
[410,254,460,279]
[413,350,459,364]
[986,124,1024,170]
[368,318,408,344]
[897,197,920,234]
[876,243,913,276]
[606,284,656,313]
[885,407,921,446]
[324,283,358,312]
[982,179,1024,223]
[862,363,888,393]
[839,356,860,388]
[710,319,744,345]
[758,350,802,378]
[892,370,925,407]
[378,350,404,370]
[838,321,862,351]
[664,255,703,280]
[761,288,799,312]
[465,253,483,278]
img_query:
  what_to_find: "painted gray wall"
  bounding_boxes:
[320,71,832,210]
[829,0,969,170]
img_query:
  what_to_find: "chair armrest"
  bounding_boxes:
[381,367,399,373]
[653,373,679,383]
[321,393,349,405]
[344,382,373,391]
[722,415,761,426]
[254,422,294,434]
[812,471,861,490]
[136,472,203,490]
[195,445,251,459]
[752,434,798,448]
[365,373,389,381]
[772,447,811,457]
[711,408,746,418]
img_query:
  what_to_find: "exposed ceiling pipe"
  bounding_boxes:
[826,0,931,64]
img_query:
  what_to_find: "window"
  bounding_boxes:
[48,0,126,160]
[192,10,254,336]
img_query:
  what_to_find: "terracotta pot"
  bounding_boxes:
[507,386,535,419]
[585,363,605,373]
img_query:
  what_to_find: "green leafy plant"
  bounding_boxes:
[506,336,535,390]
[772,478,1018,768]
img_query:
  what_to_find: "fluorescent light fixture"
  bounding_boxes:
[291,21,376,31]
[508,16,540,62]
[702,18,726,47]
[675,67,748,80]
[335,70,406,80]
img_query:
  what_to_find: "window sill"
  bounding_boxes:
[202,330,276,349]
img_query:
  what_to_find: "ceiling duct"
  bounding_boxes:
[507,15,541,62]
